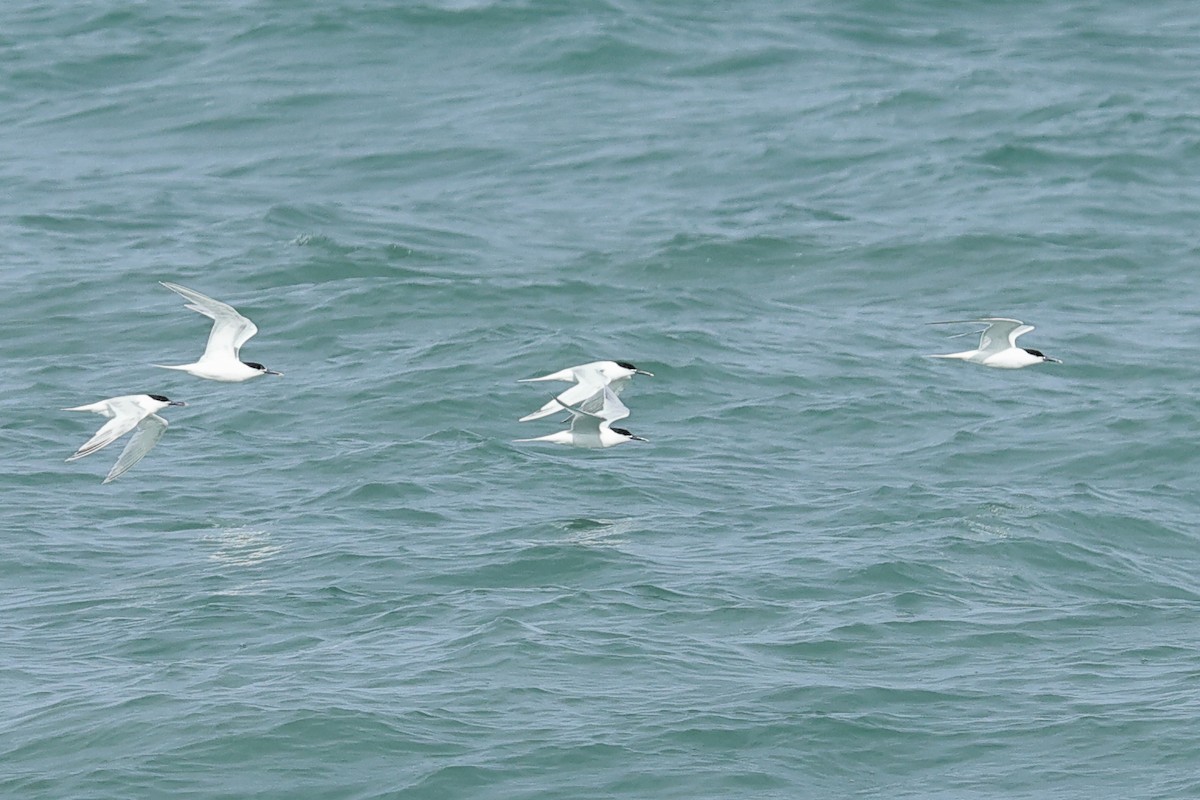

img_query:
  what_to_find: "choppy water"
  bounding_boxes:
[4,1,1200,798]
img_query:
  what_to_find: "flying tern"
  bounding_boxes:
[928,318,1062,369]
[64,394,187,483]
[518,360,651,422]
[515,385,647,449]
[155,281,282,382]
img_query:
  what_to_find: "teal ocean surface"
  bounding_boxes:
[4,1,1200,797]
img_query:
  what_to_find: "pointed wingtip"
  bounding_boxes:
[518,403,557,422]
[552,396,594,419]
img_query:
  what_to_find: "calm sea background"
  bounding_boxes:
[3,1,1200,798]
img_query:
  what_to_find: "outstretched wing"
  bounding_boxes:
[929,318,1028,352]
[519,374,625,422]
[1000,321,1034,347]
[553,396,599,435]
[66,398,146,462]
[161,281,258,360]
[560,385,630,426]
[517,361,604,385]
[977,318,1031,350]
[587,385,630,422]
[103,414,168,483]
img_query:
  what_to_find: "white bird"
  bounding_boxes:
[155,281,282,382]
[514,385,647,449]
[64,394,187,483]
[518,360,652,422]
[928,318,1062,369]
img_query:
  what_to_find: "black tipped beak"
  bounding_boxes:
[630,435,648,442]
[266,369,284,376]
[636,369,654,377]
[169,400,188,407]
[1045,356,1062,364]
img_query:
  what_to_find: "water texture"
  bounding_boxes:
[2,1,1199,798]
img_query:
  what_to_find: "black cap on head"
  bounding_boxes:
[242,361,266,370]
[611,427,634,436]
[149,394,171,402]
[1023,348,1046,358]
[615,361,637,370]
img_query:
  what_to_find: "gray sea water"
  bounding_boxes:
[4,1,1200,798]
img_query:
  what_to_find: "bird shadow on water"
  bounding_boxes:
[199,524,281,568]
[483,516,646,550]
[556,516,641,547]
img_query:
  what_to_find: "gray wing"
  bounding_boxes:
[66,398,145,461]
[554,389,605,435]
[569,385,630,424]
[1001,322,1034,347]
[567,413,600,435]
[592,385,630,422]
[929,318,1027,352]
[977,318,1030,351]
[161,282,258,360]
[520,377,611,422]
[103,414,168,483]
